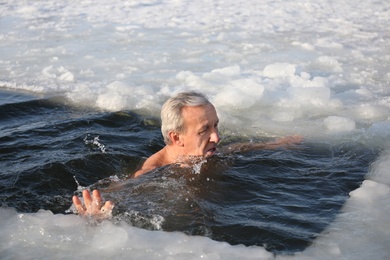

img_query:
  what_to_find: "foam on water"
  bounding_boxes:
[1,0,390,258]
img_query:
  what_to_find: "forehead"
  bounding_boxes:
[182,104,218,125]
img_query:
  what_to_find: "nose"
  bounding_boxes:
[210,129,221,144]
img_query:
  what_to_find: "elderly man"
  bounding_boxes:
[72,91,302,218]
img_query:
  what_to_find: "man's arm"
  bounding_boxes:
[72,148,166,218]
[219,135,303,154]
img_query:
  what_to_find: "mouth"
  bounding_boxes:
[205,147,217,156]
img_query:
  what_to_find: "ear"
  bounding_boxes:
[168,131,184,146]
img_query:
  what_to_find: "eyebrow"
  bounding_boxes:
[199,119,219,131]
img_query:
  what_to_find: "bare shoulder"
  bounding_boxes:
[133,148,167,177]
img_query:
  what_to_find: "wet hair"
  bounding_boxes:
[161,91,211,145]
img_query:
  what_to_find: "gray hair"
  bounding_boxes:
[161,91,211,144]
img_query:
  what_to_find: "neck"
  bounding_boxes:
[163,145,205,166]
[163,145,182,164]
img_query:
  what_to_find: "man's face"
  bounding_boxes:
[179,104,220,157]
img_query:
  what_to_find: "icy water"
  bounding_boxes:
[0,94,380,254]
[1,0,390,259]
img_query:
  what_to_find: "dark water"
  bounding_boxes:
[0,95,379,254]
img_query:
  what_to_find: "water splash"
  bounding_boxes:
[83,135,106,153]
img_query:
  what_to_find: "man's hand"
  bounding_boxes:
[72,189,114,219]
[273,135,304,147]
[219,135,304,154]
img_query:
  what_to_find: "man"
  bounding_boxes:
[72,91,302,218]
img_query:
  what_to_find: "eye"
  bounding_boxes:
[198,127,208,135]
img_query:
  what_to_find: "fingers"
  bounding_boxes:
[92,189,102,211]
[82,189,93,210]
[289,135,304,145]
[72,189,114,219]
[289,135,304,143]
[277,135,303,145]
[102,201,114,212]
[72,195,86,215]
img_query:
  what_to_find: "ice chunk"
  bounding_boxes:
[263,63,296,78]
[323,116,356,132]
[288,86,331,106]
[213,79,264,109]
[349,180,390,203]
[207,65,241,78]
